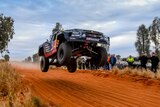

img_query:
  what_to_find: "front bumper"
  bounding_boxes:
[68,37,109,45]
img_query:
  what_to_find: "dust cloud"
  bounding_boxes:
[10,61,40,71]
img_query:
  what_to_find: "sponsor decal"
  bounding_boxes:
[70,37,76,39]
[44,48,57,57]
[86,37,99,41]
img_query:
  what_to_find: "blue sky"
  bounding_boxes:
[0,0,160,60]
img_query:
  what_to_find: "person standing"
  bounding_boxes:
[150,52,159,73]
[103,55,110,70]
[109,54,116,69]
[80,56,87,70]
[127,55,134,68]
[139,53,148,70]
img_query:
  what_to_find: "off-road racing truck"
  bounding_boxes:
[38,29,110,73]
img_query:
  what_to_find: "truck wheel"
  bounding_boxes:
[67,60,77,73]
[40,56,49,72]
[93,47,107,67]
[57,42,72,65]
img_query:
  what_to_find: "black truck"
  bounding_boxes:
[38,29,110,73]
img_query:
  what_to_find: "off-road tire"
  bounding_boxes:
[67,60,77,73]
[40,56,49,72]
[92,47,107,67]
[57,42,72,65]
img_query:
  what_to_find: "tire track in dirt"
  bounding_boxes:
[14,63,160,107]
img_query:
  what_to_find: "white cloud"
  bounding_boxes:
[110,31,136,48]
[14,23,52,40]
[124,0,160,6]
[13,7,36,18]
[15,36,31,41]
[109,31,138,57]
[8,22,53,60]
[64,21,118,35]
[124,0,148,6]
[59,0,160,7]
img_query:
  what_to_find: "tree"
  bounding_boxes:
[24,56,32,62]
[3,54,10,61]
[32,53,39,62]
[0,14,14,54]
[135,24,150,56]
[149,17,160,58]
[27,56,32,62]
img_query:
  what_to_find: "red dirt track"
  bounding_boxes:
[13,63,160,107]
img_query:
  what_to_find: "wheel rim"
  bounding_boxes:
[59,49,64,60]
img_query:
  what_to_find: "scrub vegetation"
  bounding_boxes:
[0,63,50,107]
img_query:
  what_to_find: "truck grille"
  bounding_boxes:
[86,33,101,38]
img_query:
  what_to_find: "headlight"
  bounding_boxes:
[81,33,86,37]
[97,43,107,48]
[97,43,102,46]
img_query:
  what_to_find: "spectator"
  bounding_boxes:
[79,56,87,70]
[109,54,117,69]
[90,59,94,70]
[85,58,90,70]
[127,55,134,68]
[139,53,148,70]
[116,55,125,69]
[85,57,91,70]
[104,54,110,70]
[150,52,159,73]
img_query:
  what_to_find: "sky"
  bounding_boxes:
[0,0,160,60]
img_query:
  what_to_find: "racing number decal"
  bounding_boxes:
[52,34,59,48]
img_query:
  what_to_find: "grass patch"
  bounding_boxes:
[0,63,50,107]
[0,63,21,99]
[111,67,119,75]
[98,67,160,80]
